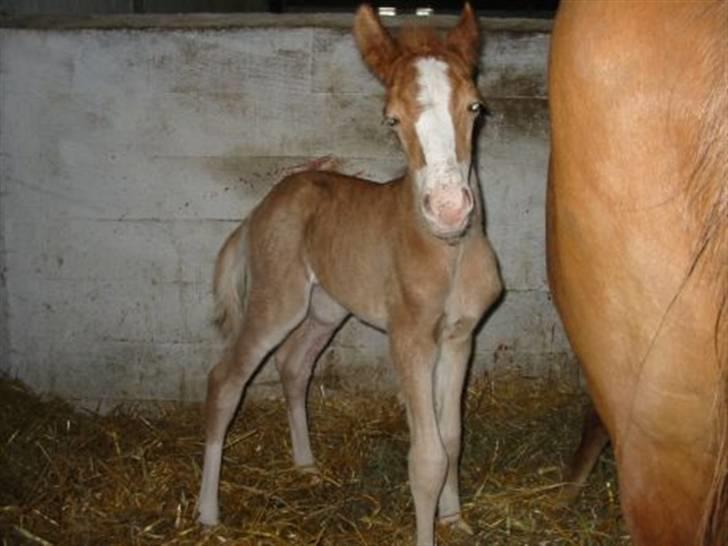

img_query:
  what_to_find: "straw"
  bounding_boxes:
[0,372,628,545]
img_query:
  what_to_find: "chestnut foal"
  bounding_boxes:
[197,5,502,544]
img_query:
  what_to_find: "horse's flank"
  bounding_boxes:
[548,1,727,544]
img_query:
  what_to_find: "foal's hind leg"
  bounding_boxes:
[274,286,347,471]
[198,277,312,525]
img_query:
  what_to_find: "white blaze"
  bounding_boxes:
[414,57,457,168]
[413,57,472,235]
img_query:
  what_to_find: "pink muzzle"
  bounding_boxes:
[422,185,474,239]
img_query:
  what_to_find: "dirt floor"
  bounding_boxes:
[0,373,628,545]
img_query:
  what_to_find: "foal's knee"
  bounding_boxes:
[410,441,448,490]
[439,427,462,459]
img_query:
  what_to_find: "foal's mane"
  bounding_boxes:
[392,24,477,79]
[396,26,446,56]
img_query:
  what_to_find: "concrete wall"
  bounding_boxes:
[0,14,573,405]
[0,114,7,368]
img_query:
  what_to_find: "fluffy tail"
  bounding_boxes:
[212,221,248,347]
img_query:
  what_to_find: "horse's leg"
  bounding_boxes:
[559,404,609,502]
[197,276,311,525]
[434,330,473,533]
[273,286,347,471]
[391,319,446,546]
[618,436,712,546]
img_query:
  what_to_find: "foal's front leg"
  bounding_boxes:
[391,321,447,546]
[434,331,474,533]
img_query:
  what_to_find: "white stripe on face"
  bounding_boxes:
[413,57,473,238]
[414,57,457,168]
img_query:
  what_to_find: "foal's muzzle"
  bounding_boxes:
[422,185,474,240]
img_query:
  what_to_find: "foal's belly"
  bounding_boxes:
[305,240,392,332]
[318,280,388,332]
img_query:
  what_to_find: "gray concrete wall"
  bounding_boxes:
[0,14,573,405]
[0,108,7,369]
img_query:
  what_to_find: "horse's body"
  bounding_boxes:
[197,6,502,545]
[548,1,727,544]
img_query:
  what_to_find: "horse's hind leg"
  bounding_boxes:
[274,286,347,471]
[559,404,609,502]
[197,272,312,525]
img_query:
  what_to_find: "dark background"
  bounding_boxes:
[0,1,559,18]
[273,1,558,16]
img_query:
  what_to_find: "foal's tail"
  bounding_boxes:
[212,221,248,347]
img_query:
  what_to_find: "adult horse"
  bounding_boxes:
[548,1,727,545]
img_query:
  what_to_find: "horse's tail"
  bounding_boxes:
[704,359,728,546]
[212,220,248,347]
[703,298,727,546]
[695,3,728,543]
[700,202,728,545]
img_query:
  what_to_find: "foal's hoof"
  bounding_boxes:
[439,513,474,536]
[296,464,322,484]
[297,464,320,475]
[197,511,219,527]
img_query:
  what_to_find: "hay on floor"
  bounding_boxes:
[0,373,628,545]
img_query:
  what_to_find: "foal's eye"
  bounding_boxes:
[468,102,484,115]
[385,116,400,127]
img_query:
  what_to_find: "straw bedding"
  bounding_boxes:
[1,372,628,545]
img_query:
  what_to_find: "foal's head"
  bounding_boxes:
[354,4,483,240]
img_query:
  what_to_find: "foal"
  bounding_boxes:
[197,5,502,545]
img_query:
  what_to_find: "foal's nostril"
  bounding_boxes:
[423,194,434,215]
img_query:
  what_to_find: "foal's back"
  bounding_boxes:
[251,170,396,229]
[247,169,453,328]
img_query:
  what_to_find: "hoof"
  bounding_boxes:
[555,483,583,505]
[197,509,219,527]
[439,513,474,536]
[297,464,320,475]
[296,464,323,485]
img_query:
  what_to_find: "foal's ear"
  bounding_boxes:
[446,3,481,74]
[353,4,400,84]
